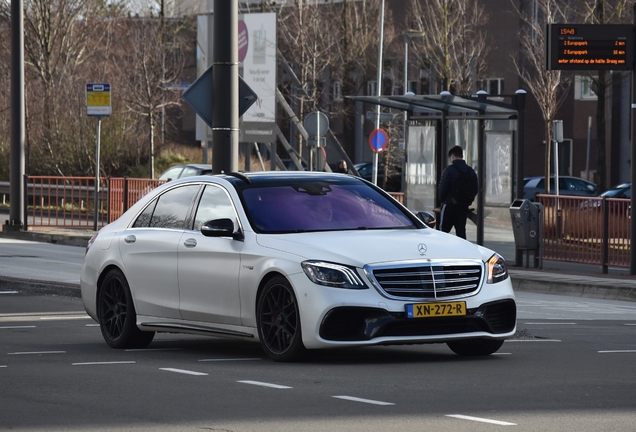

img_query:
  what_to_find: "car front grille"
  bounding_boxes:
[366,261,483,300]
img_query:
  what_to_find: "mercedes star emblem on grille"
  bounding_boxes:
[417,243,427,255]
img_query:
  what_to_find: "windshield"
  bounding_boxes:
[240,181,418,233]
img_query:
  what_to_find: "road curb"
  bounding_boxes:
[0,276,81,298]
[0,229,93,248]
[511,277,636,302]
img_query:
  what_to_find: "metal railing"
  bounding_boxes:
[537,194,631,269]
[23,176,165,229]
[17,178,629,270]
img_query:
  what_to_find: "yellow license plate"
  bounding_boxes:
[406,301,467,318]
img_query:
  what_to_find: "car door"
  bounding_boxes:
[119,184,200,319]
[178,184,243,325]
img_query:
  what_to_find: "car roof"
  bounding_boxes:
[222,171,358,186]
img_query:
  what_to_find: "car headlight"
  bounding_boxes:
[301,261,367,289]
[486,253,508,284]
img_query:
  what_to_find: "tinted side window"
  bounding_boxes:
[133,200,157,228]
[150,185,200,229]
[193,185,236,231]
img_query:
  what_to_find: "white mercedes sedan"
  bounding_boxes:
[81,171,516,361]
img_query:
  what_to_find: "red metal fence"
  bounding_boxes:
[537,194,631,268]
[23,177,630,269]
[25,176,164,229]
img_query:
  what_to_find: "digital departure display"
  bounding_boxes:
[546,24,634,71]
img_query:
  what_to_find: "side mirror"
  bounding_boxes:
[201,218,244,240]
[416,211,436,229]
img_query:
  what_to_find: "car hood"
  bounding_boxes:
[255,228,485,267]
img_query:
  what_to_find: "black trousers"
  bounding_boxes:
[439,203,469,239]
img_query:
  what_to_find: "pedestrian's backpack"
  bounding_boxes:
[450,165,476,207]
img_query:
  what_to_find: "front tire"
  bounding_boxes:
[98,269,154,349]
[447,339,504,356]
[256,277,306,362]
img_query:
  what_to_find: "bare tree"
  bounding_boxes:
[408,0,490,95]
[115,18,186,178]
[512,0,575,193]
[20,0,111,176]
[276,0,394,157]
[575,0,629,191]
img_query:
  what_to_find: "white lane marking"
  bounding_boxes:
[0,291,18,294]
[237,380,292,389]
[0,325,36,329]
[72,361,136,366]
[8,351,66,355]
[332,396,395,406]
[199,358,261,362]
[86,324,100,327]
[505,339,562,342]
[0,311,90,323]
[0,365,7,368]
[446,414,516,426]
[0,311,87,317]
[125,348,182,352]
[625,324,636,326]
[523,322,576,325]
[160,368,208,376]
[598,350,636,353]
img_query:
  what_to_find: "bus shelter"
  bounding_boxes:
[351,92,526,246]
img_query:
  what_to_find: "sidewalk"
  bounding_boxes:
[1,225,635,302]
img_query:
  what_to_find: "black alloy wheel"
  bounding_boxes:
[257,277,305,362]
[446,339,504,356]
[98,269,154,349]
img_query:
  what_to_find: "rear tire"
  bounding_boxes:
[256,277,306,362]
[447,339,504,356]
[98,269,154,349]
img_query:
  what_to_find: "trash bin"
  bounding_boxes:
[509,199,541,250]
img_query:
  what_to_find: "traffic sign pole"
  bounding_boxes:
[369,128,389,186]
[86,83,110,231]
[94,116,101,231]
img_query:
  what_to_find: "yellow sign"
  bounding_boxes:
[86,83,111,116]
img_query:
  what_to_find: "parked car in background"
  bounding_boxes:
[354,162,402,192]
[523,175,598,201]
[81,171,515,361]
[599,182,631,199]
[580,183,631,211]
[159,164,212,181]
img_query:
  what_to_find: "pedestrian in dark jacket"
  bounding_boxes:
[437,145,478,239]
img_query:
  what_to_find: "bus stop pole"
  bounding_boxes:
[94,116,101,231]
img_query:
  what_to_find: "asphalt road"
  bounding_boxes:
[1,291,635,432]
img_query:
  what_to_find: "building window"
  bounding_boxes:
[407,80,418,94]
[575,75,597,100]
[333,81,342,101]
[367,81,377,96]
[477,78,504,95]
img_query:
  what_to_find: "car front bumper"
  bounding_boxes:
[288,272,517,350]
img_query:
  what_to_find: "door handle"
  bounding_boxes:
[183,238,197,248]
[124,235,136,244]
